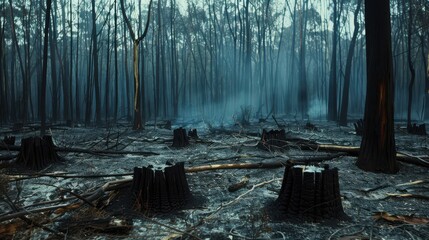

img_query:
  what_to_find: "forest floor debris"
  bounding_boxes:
[0,118,428,239]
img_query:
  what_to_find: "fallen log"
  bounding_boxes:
[186,153,345,173]
[314,144,429,168]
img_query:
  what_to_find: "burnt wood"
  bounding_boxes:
[188,129,199,139]
[172,128,189,147]
[16,135,60,170]
[354,119,364,136]
[407,123,427,136]
[2,136,15,145]
[258,129,287,151]
[131,162,191,213]
[275,163,346,221]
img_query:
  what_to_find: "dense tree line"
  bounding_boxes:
[0,0,428,126]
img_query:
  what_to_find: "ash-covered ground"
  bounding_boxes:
[1,118,429,239]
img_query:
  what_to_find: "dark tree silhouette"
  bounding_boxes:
[327,0,342,121]
[339,0,362,126]
[356,0,398,173]
[41,0,53,136]
[120,0,153,130]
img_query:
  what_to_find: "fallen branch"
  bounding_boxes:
[294,143,429,168]
[0,144,159,156]
[0,178,130,223]
[8,172,132,181]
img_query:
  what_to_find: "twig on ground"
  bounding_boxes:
[131,212,202,240]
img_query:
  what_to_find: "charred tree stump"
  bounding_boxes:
[188,129,199,139]
[354,119,364,136]
[407,123,427,136]
[12,123,24,131]
[275,163,345,221]
[16,136,60,170]
[172,128,189,147]
[131,162,191,213]
[304,122,318,131]
[2,136,15,145]
[258,129,287,151]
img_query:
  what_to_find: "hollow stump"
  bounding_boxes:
[275,163,345,221]
[131,162,192,213]
[16,135,60,170]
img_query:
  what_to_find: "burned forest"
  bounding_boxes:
[1,0,429,239]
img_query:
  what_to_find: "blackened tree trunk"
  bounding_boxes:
[339,0,362,126]
[91,0,101,124]
[9,0,28,122]
[327,0,343,121]
[49,3,59,121]
[69,0,73,122]
[424,42,429,120]
[60,0,70,123]
[114,0,119,122]
[245,0,252,104]
[0,12,7,123]
[298,0,309,118]
[120,0,153,130]
[41,0,53,135]
[405,0,415,127]
[357,0,398,173]
[75,1,81,121]
[327,0,338,121]
[105,14,111,123]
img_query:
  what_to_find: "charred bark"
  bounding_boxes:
[339,0,362,126]
[16,136,60,170]
[172,128,189,147]
[131,162,191,213]
[356,0,398,173]
[274,163,346,221]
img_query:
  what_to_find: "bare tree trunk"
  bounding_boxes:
[105,14,111,124]
[9,0,28,122]
[245,0,252,104]
[298,0,309,119]
[339,0,362,126]
[41,0,53,135]
[49,6,59,122]
[60,0,70,122]
[114,0,119,122]
[405,0,415,127]
[287,0,297,113]
[124,23,131,120]
[120,0,153,130]
[0,13,7,123]
[75,1,81,121]
[424,38,429,120]
[69,0,73,122]
[91,0,101,124]
[357,0,398,173]
[327,0,343,121]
